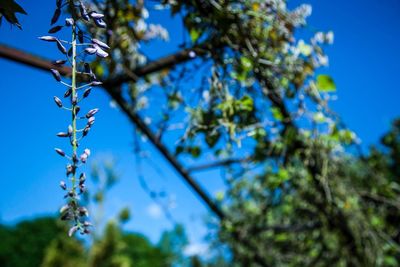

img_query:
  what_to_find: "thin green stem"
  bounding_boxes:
[71,24,77,197]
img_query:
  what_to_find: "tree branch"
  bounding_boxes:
[103,84,225,220]
[0,44,71,76]
[104,43,211,87]
[187,157,253,173]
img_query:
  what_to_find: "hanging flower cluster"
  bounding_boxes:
[39,0,108,236]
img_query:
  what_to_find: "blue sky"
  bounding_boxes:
[0,0,399,253]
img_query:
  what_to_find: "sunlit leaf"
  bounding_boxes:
[316,74,336,92]
[271,107,283,121]
[189,28,201,42]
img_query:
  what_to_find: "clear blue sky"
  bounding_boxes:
[0,0,399,253]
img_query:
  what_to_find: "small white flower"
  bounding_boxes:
[141,8,149,19]
[135,19,147,32]
[313,32,325,44]
[202,90,210,102]
[189,51,196,58]
[318,54,329,66]
[84,148,91,157]
[326,31,334,44]
[80,153,88,163]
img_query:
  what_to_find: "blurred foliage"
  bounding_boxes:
[81,0,400,265]
[215,118,400,266]
[41,233,86,267]
[158,224,189,266]
[0,218,67,267]
[0,216,227,267]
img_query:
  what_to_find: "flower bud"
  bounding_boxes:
[67,191,75,198]
[78,207,89,216]
[72,93,78,105]
[91,81,102,86]
[51,8,61,25]
[95,46,108,58]
[84,148,91,157]
[60,181,67,190]
[64,88,72,98]
[87,117,95,126]
[50,69,61,82]
[79,173,86,184]
[55,148,65,157]
[68,125,73,135]
[59,204,69,214]
[85,47,97,55]
[85,108,99,118]
[68,226,79,237]
[57,132,69,137]
[61,211,72,220]
[82,126,90,137]
[93,18,107,28]
[92,38,110,50]
[68,46,73,57]
[56,40,67,54]
[54,96,63,107]
[72,152,78,164]
[83,221,92,227]
[39,36,58,42]
[65,18,74,26]
[80,153,88,163]
[89,12,104,19]
[83,88,92,98]
[79,184,86,193]
[48,25,63,33]
[52,59,67,66]
[75,106,81,115]
[66,164,74,176]
[79,1,90,21]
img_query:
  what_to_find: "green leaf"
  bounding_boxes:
[118,208,131,223]
[277,169,289,181]
[384,256,398,267]
[215,191,224,201]
[189,146,201,158]
[0,0,27,29]
[175,145,184,156]
[238,95,254,112]
[271,107,283,121]
[338,129,355,145]
[231,71,247,82]
[240,56,253,71]
[189,28,201,42]
[205,132,220,148]
[316,74,336,92]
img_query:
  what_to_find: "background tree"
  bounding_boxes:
[81,1,399,265]
[0,217,75,267]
